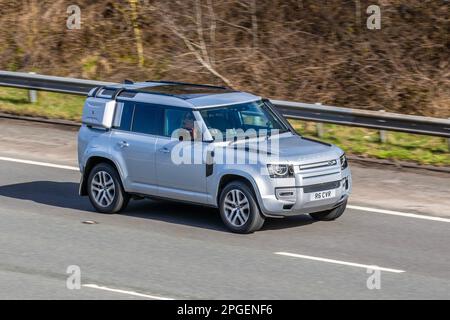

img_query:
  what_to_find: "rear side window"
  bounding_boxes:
[131,103,163,135]
[115,101,134,131]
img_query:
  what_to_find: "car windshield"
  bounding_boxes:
[200,100,289,140]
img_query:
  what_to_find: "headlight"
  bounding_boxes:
[267,164,293,178]
[340,154,348,170]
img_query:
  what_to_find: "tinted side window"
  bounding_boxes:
[164,108,197,140]
[131,103,163,135]
[117,101,134,131]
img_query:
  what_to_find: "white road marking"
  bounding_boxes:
[1,155,449,224]
[82,284,174,300]
[0,156,79,171]
[348,205,450,223]
[275,252,405,273]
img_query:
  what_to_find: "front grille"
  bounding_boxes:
[299,159,337,170]
[303,180,341,193]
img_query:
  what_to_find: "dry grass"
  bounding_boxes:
[0,1,448,117]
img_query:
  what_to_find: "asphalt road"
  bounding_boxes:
[0,118,449,299]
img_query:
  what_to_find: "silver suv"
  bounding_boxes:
[78,81,351,233]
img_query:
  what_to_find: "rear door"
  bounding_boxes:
[110,100,163,195]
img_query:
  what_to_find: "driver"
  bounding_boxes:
[181,112,197,141]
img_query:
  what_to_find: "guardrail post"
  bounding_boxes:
[378,110,387,143]
[315,103,324,138]
[448,119,450,152]
[316,123,324,138]
[28,72,37,103]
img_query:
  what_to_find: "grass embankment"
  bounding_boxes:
[0,87,84,121]
[290,121,450,166]
[1,87,449,166]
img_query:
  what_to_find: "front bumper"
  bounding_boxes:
[257,167,352,217]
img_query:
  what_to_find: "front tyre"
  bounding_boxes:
[310,200,347,221]
[219,181,265,234]
[87,163,129,214]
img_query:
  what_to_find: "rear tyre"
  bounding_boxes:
[87,163,129,214]
[219,181,265,234]
[309,200,347,221]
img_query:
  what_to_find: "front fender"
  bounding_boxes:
[212,166,264,207]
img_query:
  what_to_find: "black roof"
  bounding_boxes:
[137,84,236,100]
[94,81,238,101]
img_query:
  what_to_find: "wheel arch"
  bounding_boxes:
[215,173,261,207]
[80,156,123,196]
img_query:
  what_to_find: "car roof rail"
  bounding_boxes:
[123,79,134,84]
[144,80,231,90]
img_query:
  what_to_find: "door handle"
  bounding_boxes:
[159,147,170,153]
[118,141,129,148]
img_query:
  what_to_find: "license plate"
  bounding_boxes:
[309,189,336,201]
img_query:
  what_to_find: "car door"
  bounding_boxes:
[110,101,163,195]
[155,107,208,204]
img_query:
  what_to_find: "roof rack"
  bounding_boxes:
[102,80,236,101]
[145,80,230,90]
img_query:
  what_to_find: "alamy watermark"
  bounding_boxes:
[366,266,381,290]
[66,265,81,289]
[367,5,381,30]
[169,124,281,168]
[67,5,81,30]
[64,4,380,31]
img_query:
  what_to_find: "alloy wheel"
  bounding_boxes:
[91,171,116,207]
[223,189,250,227]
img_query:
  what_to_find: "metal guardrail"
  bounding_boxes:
[272,100,450,138]
[0,71,114,95]
[1,71,450,138]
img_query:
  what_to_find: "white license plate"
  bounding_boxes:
[309,189,336,201]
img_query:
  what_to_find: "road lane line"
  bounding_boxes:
[0,156,79,171]
[348,205,450,223]
[82,284,174,300]
[1,155,449,224]
[275,252,405,273]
